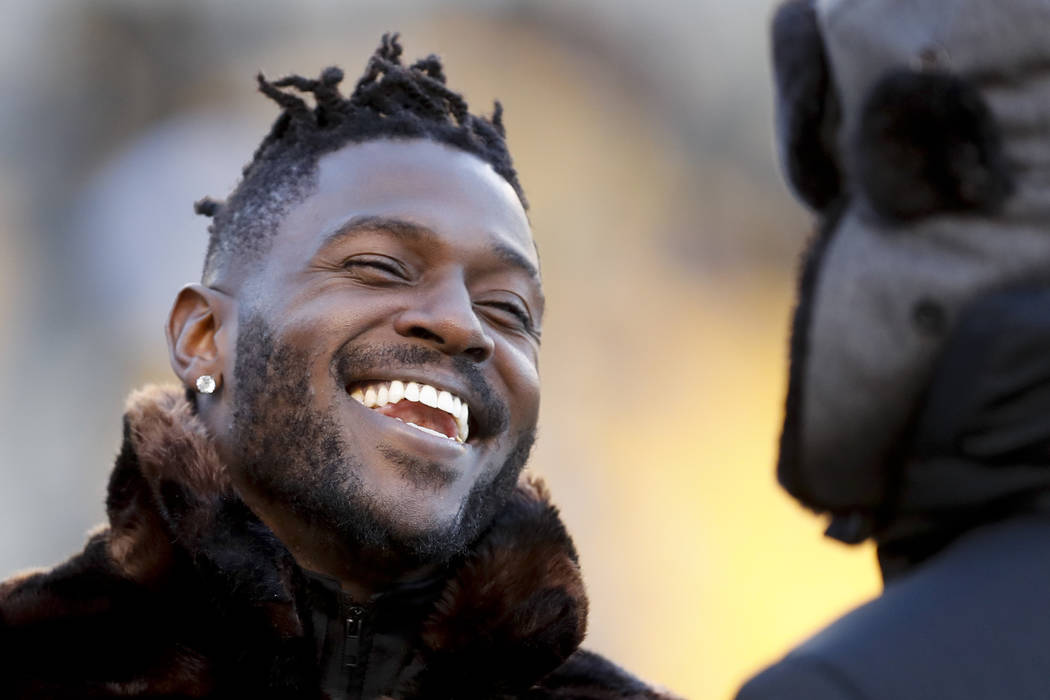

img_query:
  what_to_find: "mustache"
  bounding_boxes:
[333,344,510,436]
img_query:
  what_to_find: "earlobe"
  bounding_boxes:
[166,284,235,393]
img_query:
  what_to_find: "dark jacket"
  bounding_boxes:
[737,288,1050,700]
[737,514,1050,700]
[0,385,669,699]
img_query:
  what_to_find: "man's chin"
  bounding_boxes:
[372,444,464,492]
[345,446,529,566]
[328,493,474,568]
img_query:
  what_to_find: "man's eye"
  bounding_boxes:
[480,300,537,335]
[343,256,406,280]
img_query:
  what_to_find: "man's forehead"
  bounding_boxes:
[316,139,528,225]
[276,138,536,266]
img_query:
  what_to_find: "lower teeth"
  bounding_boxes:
[399,419,460,443]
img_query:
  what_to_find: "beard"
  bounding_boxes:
[228,312,535,570]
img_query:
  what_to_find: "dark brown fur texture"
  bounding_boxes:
[0,385,672,698]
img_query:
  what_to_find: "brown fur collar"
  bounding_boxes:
[106,384,588,696]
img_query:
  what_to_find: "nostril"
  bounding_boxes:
[463,346,489,362]
[400,319,491,360]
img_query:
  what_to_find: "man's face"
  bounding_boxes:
[222,139,542,564]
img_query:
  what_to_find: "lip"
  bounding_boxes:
[338,387,474,460]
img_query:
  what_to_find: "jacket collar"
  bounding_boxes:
[104,384,588,696]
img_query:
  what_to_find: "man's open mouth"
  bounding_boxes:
[348,380,470,443]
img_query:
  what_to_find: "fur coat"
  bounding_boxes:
[0,385,669,699]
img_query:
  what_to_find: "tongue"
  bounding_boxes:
[376,401,459,439]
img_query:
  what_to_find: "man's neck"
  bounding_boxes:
[230,479,439,602]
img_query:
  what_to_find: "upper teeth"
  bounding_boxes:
[350,380,469,443]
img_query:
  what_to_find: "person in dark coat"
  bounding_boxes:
[0,35,672,699]
[737,1,1050,698]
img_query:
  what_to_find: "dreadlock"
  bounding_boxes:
[195,34,526,284]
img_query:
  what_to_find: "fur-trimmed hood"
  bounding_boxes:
[1,385,666,698]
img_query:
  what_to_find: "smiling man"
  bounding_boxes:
[0,36,668,699]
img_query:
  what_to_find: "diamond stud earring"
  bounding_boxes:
[195,375,217,394]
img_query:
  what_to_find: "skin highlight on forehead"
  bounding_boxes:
[305,139,533,257]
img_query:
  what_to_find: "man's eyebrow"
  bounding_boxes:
[495,241,545,319]
[493,242,541,283]
[317,215,437,252]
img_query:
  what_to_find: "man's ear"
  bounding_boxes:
[166,284,236,393]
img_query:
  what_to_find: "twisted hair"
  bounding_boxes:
[196,34,526,284]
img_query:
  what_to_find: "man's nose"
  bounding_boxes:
[393,278,495,362]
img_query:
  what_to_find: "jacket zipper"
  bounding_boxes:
[344,604,365,670]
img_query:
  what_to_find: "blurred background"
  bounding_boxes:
[0,1,881,697]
